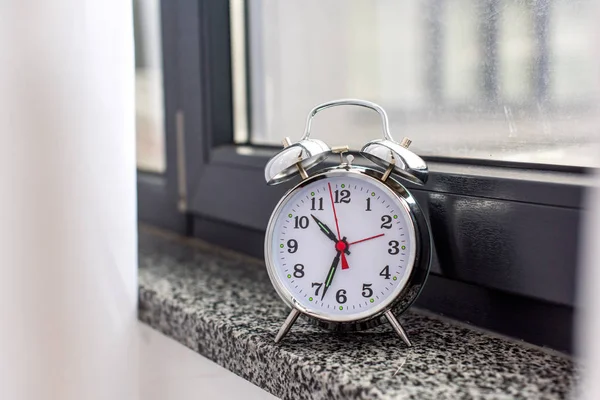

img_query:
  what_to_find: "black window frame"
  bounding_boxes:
[138,0,593,353]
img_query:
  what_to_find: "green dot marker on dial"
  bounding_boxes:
[287,274,291,278]
[288,213,292,218]
[280,244,284,248]
[394,215,398,219]
[341,184,345,188]
[371,192,375,196]
[309,297,313,301]
[339,306,343,310]
[311,192,315,196]
[370,298,374,303]
[401,245,406,250]
[393,276,398,281]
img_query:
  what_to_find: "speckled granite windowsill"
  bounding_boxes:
[138,226,576,400]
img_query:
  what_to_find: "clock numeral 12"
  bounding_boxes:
[334,189,351,204]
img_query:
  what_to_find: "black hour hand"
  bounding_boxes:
[310,214,350,255]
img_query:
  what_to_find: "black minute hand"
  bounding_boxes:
[310,214,350,255]
[321,251,342,301]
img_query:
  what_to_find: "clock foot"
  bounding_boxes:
[275,309,301,343]
[384,310,412,347]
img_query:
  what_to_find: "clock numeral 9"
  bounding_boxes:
[336,289,347,304]
[388,240,400,255]
[293,263,304,278]
[379,265,391,279]
[294,216,309,229]
[361,283,373,297]
[311,197,324,211]
[287,239,298,253]
[380,215,392,229]
[334,189,351,204]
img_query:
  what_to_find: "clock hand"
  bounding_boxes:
[310,214,338,242]
[327,182,342,240]
[311,214,350,255]
[340,234,385,270]
[321,250,342,301]
[341,252,350,270]
[348,233,385,246]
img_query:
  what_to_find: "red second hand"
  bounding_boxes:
[341,252,349,270]
[348,233,385,246]
[327,182,341,240]
[341,233,385,270]
[328,182,349,268]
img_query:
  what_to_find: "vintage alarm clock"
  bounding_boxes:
[264,99,431,347]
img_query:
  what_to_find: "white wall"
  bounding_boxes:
[0,1,137,399]
[577,167,600,399]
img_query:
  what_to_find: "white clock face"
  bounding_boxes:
[266,171,417,322]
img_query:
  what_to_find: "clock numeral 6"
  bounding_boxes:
[361,283,373,297]
[287,239,298,253]
[388,240,400,255]
[294,216,309,229]
[336,289,347,304]
[334,189,351,204]
[380,215,392,229]
[293,263,304,278]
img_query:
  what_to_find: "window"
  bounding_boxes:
[134,0,166,173]
[242,0,599,167]
[135,0,186,232]
[137,0,594,353]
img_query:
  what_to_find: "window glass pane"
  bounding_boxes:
[134,0,166,172]
[244,0,600,167]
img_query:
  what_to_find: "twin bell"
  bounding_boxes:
[264,99,429,187]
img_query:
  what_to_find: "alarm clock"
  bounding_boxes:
[263,99,431,347]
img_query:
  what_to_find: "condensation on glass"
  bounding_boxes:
[134,0,166,172]
[241,0,600,167]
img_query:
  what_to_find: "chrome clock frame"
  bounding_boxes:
[264,165,432,345]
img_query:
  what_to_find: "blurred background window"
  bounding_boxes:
[241,0,600,168]
[134,0,166,173]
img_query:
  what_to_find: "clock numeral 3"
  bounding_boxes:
[336,289,347,304]
[293,263,304,278]
[388,240,400,255]
[334,189,351,204]
[310,197,324,211]
[311,282,323,295]
[361,283,373,297]
[287,239,298,253]
[379,265,391,279]
[380,215,392,229]
[294,216,309,229]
